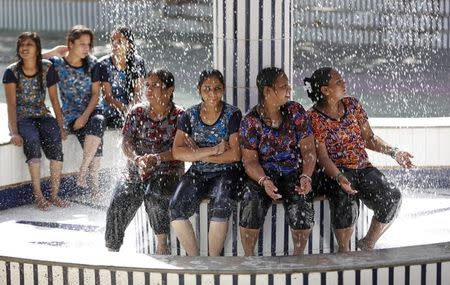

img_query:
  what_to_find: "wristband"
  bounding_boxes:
[389,147,399,159]
[335,172,344,183]
[299,174,312,183]
[155,154,162,166]
[257,175,270,186]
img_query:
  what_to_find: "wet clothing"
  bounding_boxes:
[105,102,183,251]
[239,101,315,230]
[105,174,180,251]
[49,56,101,128]
[177,102,242,173]
[239,101,313,175]
[2,60,59,119]
[122,103,185,182]
[66,110,105,157]
[50,56,104,154]
[170,168,242,222]
[98,54,146,128]
[317,167,401,229]
[239,171,314,230]
[308,97,371,169]
[170,101,243,222]
[308,97,401,228]
[2,60,62,163]
[17,117,63,163]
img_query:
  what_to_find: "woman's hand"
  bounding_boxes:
[73,115,88,130]
[337,174,358,195]
[60,128,68,141]
[214,139,227,155]
[395,151,414,168]
[10,133,23,146]
[263,179,282,200]
[295,176,312,195]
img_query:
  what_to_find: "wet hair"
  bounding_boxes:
[256,67,285,102]
[197,69,225,89]
[146,69,175,102]
[303,67,333,103]
[112,27,137,97]
[16,32,44,93]
[66,25,94,73]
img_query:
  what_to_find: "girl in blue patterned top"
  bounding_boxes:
[170,69,242,256]
[3,32,67,210]
[98,27,147,128]
[45,25,106,195]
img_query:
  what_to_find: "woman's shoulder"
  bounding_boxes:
[241,106,260,123]
[129,103,149,114]
[5,62,19,72]
[342,96,360,106]
[172,103,185,116]
[98,54,112,64]
[285,100,307,113]
[41,59,53,70]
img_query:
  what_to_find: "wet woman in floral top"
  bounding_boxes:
[305,67,413,252]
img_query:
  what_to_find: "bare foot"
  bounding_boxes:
[50,197,70,208]
[35,197,51,211]
[156,246,170,255]
[356,238,374,251]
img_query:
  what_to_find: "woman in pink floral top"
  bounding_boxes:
[305,67,414,252]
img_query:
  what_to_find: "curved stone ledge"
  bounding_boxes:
[0,243,449,284]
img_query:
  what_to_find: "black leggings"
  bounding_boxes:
[319,167,402,229]
[169,168,242,222]
[105,174,179,251]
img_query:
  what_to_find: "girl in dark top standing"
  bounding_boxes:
[170,69,242,256]
[305,67,413,252]
[239,67,317,256]
[98,27,146,128]
[3,32,67,210]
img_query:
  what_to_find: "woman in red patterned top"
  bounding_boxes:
[305,67,414,252]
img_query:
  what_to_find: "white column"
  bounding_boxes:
[214,0,292,111]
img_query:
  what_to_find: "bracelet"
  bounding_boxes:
[299,174,312,183]
[257,175,270,186]
[155,154,162,166]
[389,147,399,159]
[335,172,344,183]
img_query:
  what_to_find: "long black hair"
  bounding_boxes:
[16,32,44,93]
[112,27,137,97]
[256,67,285,103]
[66,25,94,74]
[146,69,175,102]
[303,67,333,103]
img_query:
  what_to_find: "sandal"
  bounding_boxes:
[35,197,50,211]
[50,196,70,208]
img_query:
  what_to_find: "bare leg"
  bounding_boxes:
[77,135,101,187]
[335,227,354,252]
[87,156,101,197]
[208,221,229,256]
[357,218,390,251]
[171,220,199,256]
[239,227,260,256]
[28,159,49,210]
[48,160,68,207]
[291,229,311,255]
[155,234,170,255]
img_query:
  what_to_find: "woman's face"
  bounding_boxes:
[111,31,129,57]
[18,38,37,61]
[68,34,91,59]
[199,76,224,107]
[322,70,346,101]
[145,74,171,107]
[267,73,291,106]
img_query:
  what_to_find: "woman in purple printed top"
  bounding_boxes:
[3,32,67,210]
[239,67,317,256]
